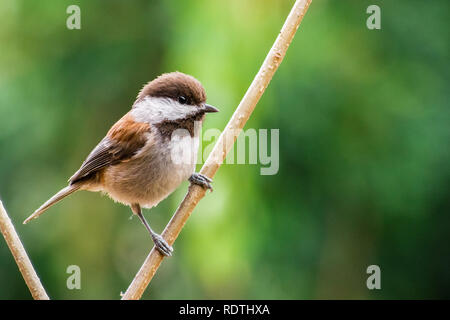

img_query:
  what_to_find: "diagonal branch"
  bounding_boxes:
[0,200,50,300]
[121,0,312,300]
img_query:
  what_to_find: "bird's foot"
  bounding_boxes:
[189,173,213,191]
[152,233,173,257]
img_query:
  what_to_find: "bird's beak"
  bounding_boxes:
[203,104,219,113]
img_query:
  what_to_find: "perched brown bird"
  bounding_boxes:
[24,72,219,256]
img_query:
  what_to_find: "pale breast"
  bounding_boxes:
[102,130,199,208]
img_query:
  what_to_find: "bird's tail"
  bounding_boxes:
[24,184,81,224]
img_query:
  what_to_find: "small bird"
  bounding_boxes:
[24,72,219,256]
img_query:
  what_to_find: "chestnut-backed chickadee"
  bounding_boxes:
[24,72,219,256]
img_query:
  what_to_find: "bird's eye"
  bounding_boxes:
[178,96,187,104]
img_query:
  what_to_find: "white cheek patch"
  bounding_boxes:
[131,96,198,123]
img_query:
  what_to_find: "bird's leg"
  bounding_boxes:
[131,204,173,257]
[189,173,213,191]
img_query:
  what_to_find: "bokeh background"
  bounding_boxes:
[0,0,449,299]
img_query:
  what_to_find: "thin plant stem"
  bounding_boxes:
[0,200,50,300]
[121,0,313,300]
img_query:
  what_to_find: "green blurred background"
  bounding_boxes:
[0,0,449,299]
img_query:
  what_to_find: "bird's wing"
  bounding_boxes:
[69,113,151,184]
